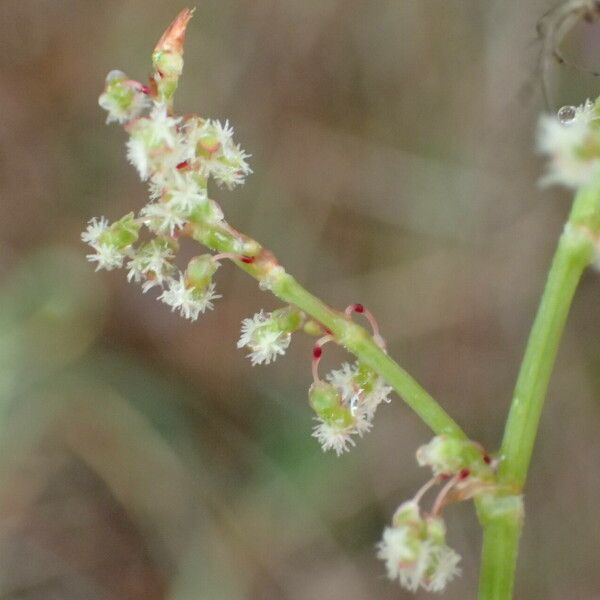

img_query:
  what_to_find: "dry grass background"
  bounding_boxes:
[0,1,600,598]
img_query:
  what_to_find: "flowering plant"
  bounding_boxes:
[83,9,600,598]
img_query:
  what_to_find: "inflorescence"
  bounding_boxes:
[84,10,503,594]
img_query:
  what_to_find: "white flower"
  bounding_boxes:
[86,244,125,271]
[360,377,393,419]
[378,526,427,592]
[237,310,291,365]
[377,527,461,593]
[127,137,151,180]
[146,103,181,148]
[424,545,461,593]
[326,362,357,400]
[326,361,392,422]
[166,171,208,212]
[81,216,109,245]
[158,275,220,320]
[311,419,356,456]
[210,145,252,189]
[140,202,187,235]
[126,240,175,288]
[210,119,234,152]
[537,101,600,188]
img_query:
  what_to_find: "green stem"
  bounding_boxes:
[271,272,465,437]
[478,184,600,600]
[190,224,465,439]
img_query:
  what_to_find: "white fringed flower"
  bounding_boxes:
[146,103,182,148]
[86,244,126,271]
[311,419,356,456]
[158,274,220,320]
[377,524,461,592]
[127,137,151,180]
[140,202,187,235]
[425,545,462,593]
[126,240,175,289]
[327,361,392,422]
[81,216,110,245]
[165,171,208,212]
[537,100,600,188]
[237,310,291,365]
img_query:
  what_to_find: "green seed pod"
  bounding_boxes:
[186,255,219,290]
[309,381,339,415]
[100,212,140,249]
[353,362,378,394]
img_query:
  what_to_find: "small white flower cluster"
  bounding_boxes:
[82,213,219,320]
[158,274,220,320]
[311,361,392,456]
[378,501,461,593]
[538,99,600,188]
[84,50,253,322]
[237,310,292,365]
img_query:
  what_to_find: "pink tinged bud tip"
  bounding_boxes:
[155,8,195,55]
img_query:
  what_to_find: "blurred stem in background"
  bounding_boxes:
[478,183,600,599]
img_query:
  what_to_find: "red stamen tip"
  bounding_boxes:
[483,454,492,465]
[241,256,255,264]
[140,85,151,95]
[459,468,471,480]
[176,160,189,170]
[353,303,365,313]
[312,346,323,359]
[439,473,451,481]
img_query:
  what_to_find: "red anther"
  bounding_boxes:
[459,468,471,480]
[240,256,255,264]
[140,85,151,95]
[176,160,189,170]
[353,303,365,313]
[312,346,323,359]
[324,327,333,336]
[439,473,451,481]
[483,454,492,465]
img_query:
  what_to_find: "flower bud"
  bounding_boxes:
[99,212,140,250]
[185,254,219,290]
[416,435,492,479]
[309,382,355,429]
[391,500,421,528]
[152,8,194,104]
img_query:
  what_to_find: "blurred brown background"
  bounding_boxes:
[0,1,599,598]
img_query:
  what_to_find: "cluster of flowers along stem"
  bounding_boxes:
[83,9,393,459]
[84,10,505,594]
[377,436,497,592]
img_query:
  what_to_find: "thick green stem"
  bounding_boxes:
[478,184,600,600]
[190,223,465,439]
